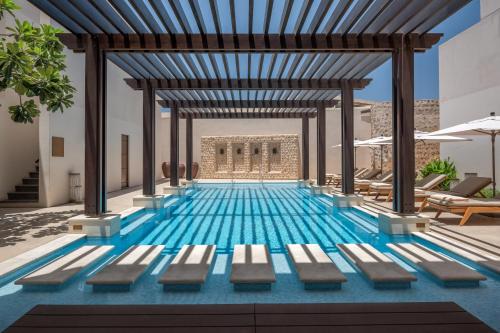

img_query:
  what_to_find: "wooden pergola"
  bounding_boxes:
[28,0,471,217]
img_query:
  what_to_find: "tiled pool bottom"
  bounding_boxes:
[0,183,499,330]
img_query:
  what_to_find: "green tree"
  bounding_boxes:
[419,158,458,191]
[0,0,75,123]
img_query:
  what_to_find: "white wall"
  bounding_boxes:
[480,0,500,18]
[439,3,500,180]
[159,107,373,180]
[0,1,40,201]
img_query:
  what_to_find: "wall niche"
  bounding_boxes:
[268,142,281,172]
[215,143,227,172]
[232,143,245,172]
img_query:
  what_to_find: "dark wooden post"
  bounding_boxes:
[142,80,155,195]
[170,106,179,186]
[392,35,415,214]
[186,116,193,181]
[317,104,326,186]
[341,80,355,194]
[84,35,106,216]
[302,115,309,180]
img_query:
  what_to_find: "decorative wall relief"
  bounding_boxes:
[200,135,299,179]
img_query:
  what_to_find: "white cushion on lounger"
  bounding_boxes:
[428,197,500,207]
[427,194,470,203]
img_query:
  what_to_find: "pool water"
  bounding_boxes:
[0,182,499,330]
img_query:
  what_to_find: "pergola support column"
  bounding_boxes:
[142,80,156,195]
[186,116,193,181]
[84,35,106,216]
[317,104,326,186]
[341,80,355,194]
[170,106,179,187]
[302,115,309,180]
[392,36,416,214]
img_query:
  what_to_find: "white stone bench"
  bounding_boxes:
[87,245,164,291]
[159,245,216,291]
[337,243,416,289]
[388,243,486,287]
[0,234,86,279]
[231,244,276,291]
[287,244,346,290]
[16,245,113,290]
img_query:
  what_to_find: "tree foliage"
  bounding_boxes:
[0,0,75,123]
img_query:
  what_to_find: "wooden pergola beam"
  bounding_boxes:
[163,109,317,119]
[157,100,336,109]
[125,78,371,90]
[60,33,442,53]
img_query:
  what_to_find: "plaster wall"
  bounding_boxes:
[439,4,500,180]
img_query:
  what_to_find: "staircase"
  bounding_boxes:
[1,162,39,205]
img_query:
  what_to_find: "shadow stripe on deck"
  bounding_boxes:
[4,302,494,333]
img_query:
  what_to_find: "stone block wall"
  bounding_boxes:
[200,134,300,179]
[370,100,440,172]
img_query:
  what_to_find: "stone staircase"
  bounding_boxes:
[0,162,39,205]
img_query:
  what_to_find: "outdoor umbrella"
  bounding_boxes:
[332,139,370,169]
[368,132,471,174]
[358,136,392,174]
[427,113,500,193]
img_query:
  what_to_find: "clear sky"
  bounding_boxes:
[356,0,480,102]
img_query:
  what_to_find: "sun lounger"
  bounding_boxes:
[337,243,416,289]
[287,244,347,290]
[413,231,500,274]
[16,245,113,290]
[159,244,216,291]
[387,243,486,287]
[369,173,446,200]
[332,168,380,186]
[419,195,500,225]
[87,245,164,291]
[231,244,276,291]
[356,172,393,193]
[419,176,492,213]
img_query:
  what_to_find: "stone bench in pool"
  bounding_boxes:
[159,244,216,291]
[337,243,416,289]
[15,245,113,290]
[87,245,164,292]
[231,244,276,291]
[413,230,500,275]
[387,243,486,287]
[287,244,347,290]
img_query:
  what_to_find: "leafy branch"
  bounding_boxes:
[0,0,75,123]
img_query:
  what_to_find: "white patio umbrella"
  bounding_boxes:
[427,113,500,193]
[358,136,392,174]
[366,132,471,174]
[332,139,369,169]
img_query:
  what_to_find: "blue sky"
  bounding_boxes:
[356,0,480,102]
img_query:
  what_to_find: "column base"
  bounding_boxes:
[332,193,364,208]
[163,185,187,195]
[297,179,313,188]
[310,185,331,195]
[378,212,430,235]
[132,195,165,209]
[68,214,121,237]
[180,180,198,188]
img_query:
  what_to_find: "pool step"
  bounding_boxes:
[120,212,157,236]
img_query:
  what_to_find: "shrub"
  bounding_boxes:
[419,158,457,190]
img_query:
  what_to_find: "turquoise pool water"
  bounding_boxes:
[0,182,499,330]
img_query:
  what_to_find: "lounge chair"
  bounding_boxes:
[418,176,492,213]
[369,173,446,200]
[326,168,366,185]
[332,168,380,186]
[387,243,486,287]
[231,244,275,291]
[16,245,113,290]
[337,243,416,289]
[287,244,347,290]
[159,244,216,291]
[413,229,500,274]
[355,171,393,193]
[87,245,164,291]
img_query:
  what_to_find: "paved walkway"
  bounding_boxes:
[1,180,498,262]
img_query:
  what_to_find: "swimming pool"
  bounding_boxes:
[0,182,499,330]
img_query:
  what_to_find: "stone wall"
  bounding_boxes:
[370,100,440,172]
[200,134,300,179]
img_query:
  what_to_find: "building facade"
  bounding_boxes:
[439,0,500,180]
